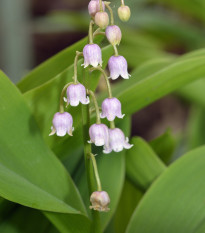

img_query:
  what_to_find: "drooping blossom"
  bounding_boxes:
[49,112,74,137]
[83,44,102,68]
[88,123,109,149]
[90,191,110,212]
[100,97,124,121]
[118,5,131,22]
[95,11,109,29]
[103,128,133,153]
[105,25,122,46]
[88,0,105,17]
[108,55,130,80]
[66,83,89,107]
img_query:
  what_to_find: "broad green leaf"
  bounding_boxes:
[0,207,50,233]
[126,145,205,233]
[0,71,88,217]
[17,35,104,93]
[126,137,166,191]
[119,30,172,68]
[115,52,205,116]
[44,212,91,233]
[109,179,143,233]
[185,107,205,150]
[149,129,176,164]
[178,78,205,107]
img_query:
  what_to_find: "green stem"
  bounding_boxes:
[73,51,83,83]
[59,82,73,113]
[88,90,101,124]
[89,20,94,44]
[110,121,115,129]
[90,66,113,98]
[105,2,114,25]
[99,0,103,11]
[113,45,119,56]
[90,153,102,191]
[81,69,102,233]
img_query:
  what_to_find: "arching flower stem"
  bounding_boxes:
[73,51,83,84]
[59,82,73,113]
[90,66,113,98]
[90,153,102,191]
[88,90,101,124]
[104,2,114,25]
[89,20,95,44]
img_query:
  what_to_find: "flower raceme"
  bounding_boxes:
[83,44,102,68]
[100,97,125,121]
[66,83,89,107]
[108,55,130,80]
[49,112,74,137]
[103,128,133,153]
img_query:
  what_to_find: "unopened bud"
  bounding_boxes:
[95,11,109,29]
[118,5,131,22]
[88,0,105,17]
[105,25,122,46]
[90,191,110,212]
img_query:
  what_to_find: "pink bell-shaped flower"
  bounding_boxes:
[105,25,122,46]
[88,0,105,17]
[108,55,130,80]
[103,128,133,153]
[83,44,102,68]
[100,97,125,121]
[49,112,74,137]
[90,191,110,212]
[66,83,89,107]
[88,123,109,148]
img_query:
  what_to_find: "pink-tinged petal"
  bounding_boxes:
[90,191,110,212]
[108,55,129,80]
[83,44,102,68]
[67,83,89,107]
[89,123,109,148]
[50,112,73,137]
[88,0,105,17]
[105,25,122,46]
[106,128,132,153]
[101,97,124,121]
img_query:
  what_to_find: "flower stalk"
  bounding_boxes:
[104,2,114,25]
[88,90,101,124]
[90,66,113,98]
[90,153,102,191]
[59,82,73,113]
[73,51,83,84]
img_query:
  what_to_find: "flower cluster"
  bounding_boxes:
[49,0,132,212]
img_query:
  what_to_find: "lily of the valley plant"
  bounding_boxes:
[50,0,132,212]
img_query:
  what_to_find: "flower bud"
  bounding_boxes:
[105,25,122,46]
[100,97,125,121]
[95,11,109,29]
[103,128,133,153]
[108,55,130,80]
[88,0,105,17]
[66,83,89,107]
[118,5,131,22]
[88,124,109,148]
[49,112,74,137]
[90,191,110,212]
[83,44,102,68]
